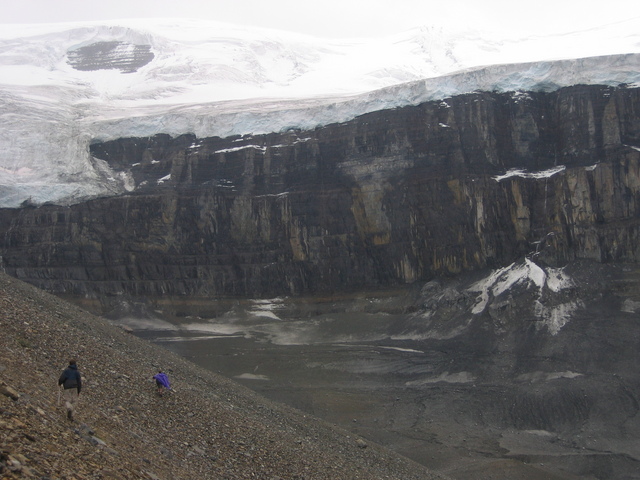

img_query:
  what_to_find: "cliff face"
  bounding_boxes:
[66,41,155,73]
[2,84,640,308]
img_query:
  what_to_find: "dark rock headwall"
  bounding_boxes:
[67,41,154,73]
[2,84,640,308]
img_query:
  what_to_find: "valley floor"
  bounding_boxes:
[131,260,640,480]
[0,272,442,480]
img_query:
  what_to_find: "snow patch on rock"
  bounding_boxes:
[468,259,578,334]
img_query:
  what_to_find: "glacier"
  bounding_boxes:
[1,17,640,207]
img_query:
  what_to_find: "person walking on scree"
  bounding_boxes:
[58,359,82,421]
[153,370,171,396]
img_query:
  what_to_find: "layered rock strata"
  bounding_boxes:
[1,84,640,310]
[66,41,154,73]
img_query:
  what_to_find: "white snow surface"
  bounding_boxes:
[493,166,567,181]
[1,18,640,207]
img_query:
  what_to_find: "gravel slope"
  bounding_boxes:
[0,272,447,480]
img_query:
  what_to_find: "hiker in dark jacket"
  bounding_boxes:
[58,359,82,421]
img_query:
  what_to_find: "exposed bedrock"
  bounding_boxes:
[1,84,640,311]
[66,41,155,73]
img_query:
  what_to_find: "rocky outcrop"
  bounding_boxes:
[1,84,640,312]
[67,41,154,73]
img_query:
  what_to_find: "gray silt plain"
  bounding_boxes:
[135,259,640,480]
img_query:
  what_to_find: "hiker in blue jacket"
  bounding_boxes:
[58,359,82,421]
[153,370,171,396]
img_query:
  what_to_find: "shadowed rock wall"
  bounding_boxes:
[2,84,640,306]
[66,41,154,73]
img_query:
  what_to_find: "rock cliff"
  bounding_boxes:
[1,84,640,314]
[66,41,155,73]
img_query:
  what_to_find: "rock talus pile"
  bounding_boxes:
[0,272,446,480]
